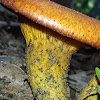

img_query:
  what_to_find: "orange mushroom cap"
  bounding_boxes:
[0,0,100,49]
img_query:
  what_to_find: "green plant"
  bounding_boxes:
[95,67,100,94]
[74,0,96,14]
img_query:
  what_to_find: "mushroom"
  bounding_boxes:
[0,0,100,100]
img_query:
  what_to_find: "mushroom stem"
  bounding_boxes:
[0,0,100,48]
[19,16,84,100]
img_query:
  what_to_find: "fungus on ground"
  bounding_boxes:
[0,0,100,100]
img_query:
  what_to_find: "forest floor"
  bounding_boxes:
[0,4,100,100]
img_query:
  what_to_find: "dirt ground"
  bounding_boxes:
[0,4,100,100]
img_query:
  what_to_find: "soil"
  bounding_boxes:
[0,4,100,100]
